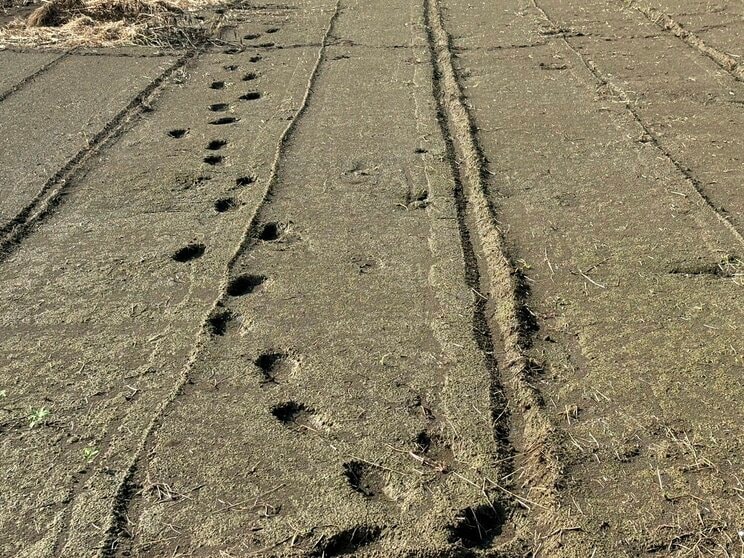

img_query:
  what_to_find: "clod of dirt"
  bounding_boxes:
[311,526,384,557]
[167,128,188,139]
[226,274,266,296]
[214,197,237,213]
[171,243,205,262]
[447,504,504,548]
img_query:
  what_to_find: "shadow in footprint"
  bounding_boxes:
[172,243,205,262]
[210,116,239,125]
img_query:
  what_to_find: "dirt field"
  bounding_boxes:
[0,0,742,556]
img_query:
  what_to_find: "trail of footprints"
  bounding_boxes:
[163,23,495,555]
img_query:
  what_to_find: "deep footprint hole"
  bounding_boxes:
[204,155,223,166]
[236,175,255,187]
[227,274,266,296]
[313,526,383,557]
[249,55,262,63]
[243,33,261,40]
[172,243,205,262]
[342,461,384,498]
[208,103,229,112]
[167,129,188,139]
[210,80,225,89]
[265,27,279,34]
[239,91,262,101]
[271,401,314,430]
[254,352,293,383]
[242,72,258,81]
[447,504,505,549]
[258,222,285,241]
[210,116,239,125]
[214,197,237,212]
[207,309,234,336]
[206,139,227,150]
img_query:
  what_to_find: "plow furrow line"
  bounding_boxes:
[0,50,70,103]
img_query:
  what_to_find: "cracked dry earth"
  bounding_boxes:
[1,0,743,556]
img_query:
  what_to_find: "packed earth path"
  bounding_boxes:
[0,0,742,556]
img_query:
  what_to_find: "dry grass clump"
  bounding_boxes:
[0,0,220,47]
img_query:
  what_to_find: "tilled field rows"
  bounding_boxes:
[0,0,742,556]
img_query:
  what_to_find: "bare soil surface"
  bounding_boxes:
[0,0,742,557]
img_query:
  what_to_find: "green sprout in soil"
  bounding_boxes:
[82,446,99,464]
[0,390,6,398]
[28,407,50,429]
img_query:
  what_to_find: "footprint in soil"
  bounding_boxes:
[311,526,383,557]
[239,91,262,101]
[203,154,223,166]
[253,351,298,385]
[210,116,240,125]
[235,175,255,187]
[271,401,328,433]
[207,308,239,336]
[244,33,261,40]
[242,72,258,81]
[172,243,205,262]
[208,103,230,112]
[249,55,262,63]
[214,197,238,213]
[210,80,226,90]
[447,504,505,549]
[206,139,227,151]
[342,460,389,500]
[167,128,188,139]
[265,27,279,34]
[227,274,266,296]
[413,431,455,474]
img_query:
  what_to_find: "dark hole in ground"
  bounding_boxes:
[172,243,205,262]
[214,197,237,212]
[311,526,383,557]
[167,129,187,138]
[210,116,239,125]
[342,461,382,498]
[447,503,505,548]
[258,42,275,48]
[208,103,229,112]
[242,72,258,81]
[208,310,233,336]
[236,175,255,187]
[258,222,284,241]
[254,352,291,383]
[414,431,432,453]
[240,91,261,101]
[271,401,311,425]
[243,33,261,40]
[266,27,279,33]
[227,274,266,296]
[414,147,428,154]
[210,80,225,89]
[249,55,261,63]
[206,139,227,150]
[204,155,223,166]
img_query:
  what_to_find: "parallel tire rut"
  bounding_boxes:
[0,51,70,103]
[425,0,562,534]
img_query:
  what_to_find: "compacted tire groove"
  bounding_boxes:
[425,0,562,527]
[530,0,744,247]
[0,51,70,103]
[621,0,744,82]
[97,5,341,554]
[0,51,197,262]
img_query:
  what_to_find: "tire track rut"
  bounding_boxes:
[0,51,71,103]
[425,0,562,534]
